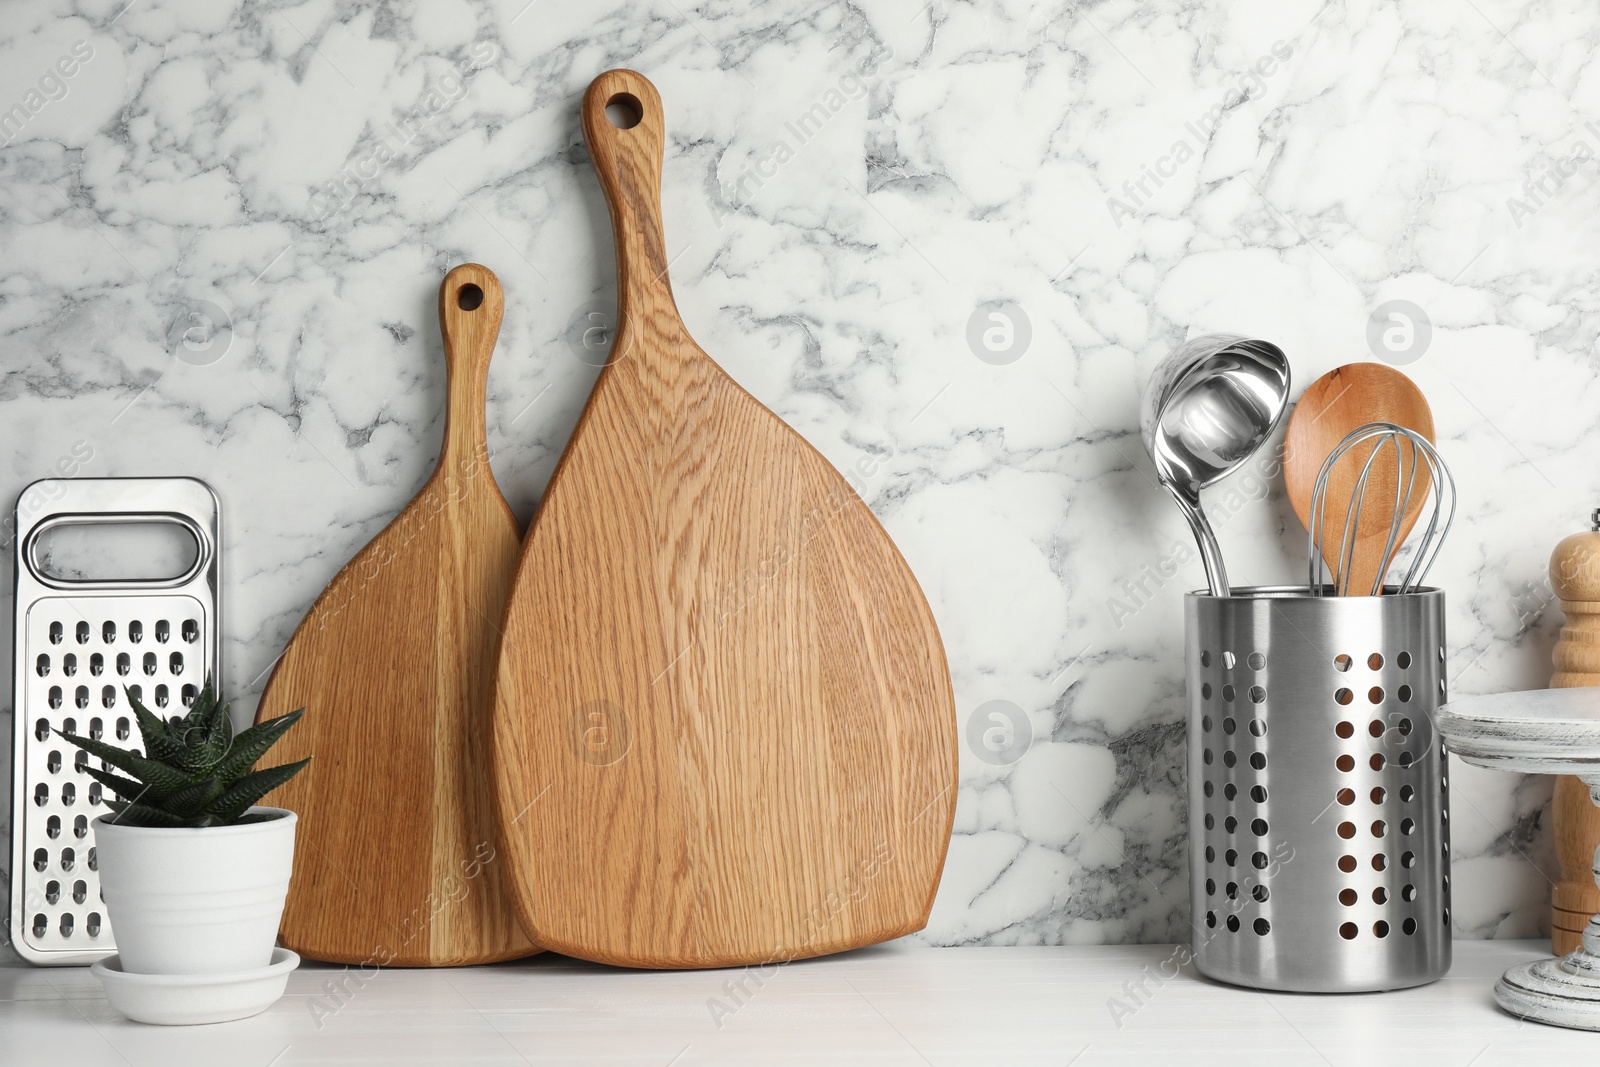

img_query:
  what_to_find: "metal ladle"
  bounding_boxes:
[1139,334,1292,597]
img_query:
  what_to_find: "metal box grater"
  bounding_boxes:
[7,478,220,965]
[1185,586,1451,993]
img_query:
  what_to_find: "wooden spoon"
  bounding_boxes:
[1284,363,1435,595]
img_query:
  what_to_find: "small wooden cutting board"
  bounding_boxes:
[258,264,537,966]
[489,70,958,969]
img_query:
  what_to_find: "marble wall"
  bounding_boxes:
[2,0,1594,949]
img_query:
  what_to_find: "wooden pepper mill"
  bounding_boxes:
[1551,509,1600,953]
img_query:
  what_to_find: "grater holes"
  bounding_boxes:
[34,718,49,741]
[44,880,60,905]
[87,912,102,937]
[1224,816,1237,833]
[1225,848,1238,866]
[1222,751,1236,768]
[60,848,74,871]
[1372,854,1387,871]
[101,685,115,709]
[1334,654,1352,671]
[1398,684,1412,702]
[75,621,89,644]
[1248,752,1265,770]
[1368,686,1384,704]
[1251,851,1268,869]
[1202,714,1213,731]
[32,848,47,872]
[1335,688,1353,705]
[128,684,142,705]
[182,683,197,706]
[1203,748,1213,765]
[47,751,61,774]
[129,620,143,642]
[89,716,102,740]
[73,815,87,839]
[62,716,75,734]
[1397,651,1412,669]
[155,684,169,708]
[1400,784,1414,802]
[1339,888,1357,906]
[116,716,130,741]
[1223,783,1237,801]
[1252,885,1269,903]
[1340,922,1358,940]
[46,815,60,839]
[72,880,86,904]
[61,783,75,806]
[1205,814,1215,830]
[1336,721,1354,739]
[170,651,184,675]
[36,654,49,676]
[1373,887,1388,904]
[1206,878,1215,895]
[1251,819,1268,836]
[1374,920,1390,938]
[102,621,116,643]
[1370,753,1386,771]
[1398,751,1414,768]
[1401,851,1416,868]
[1337,754,1355,772]
[1223,717,1236,734]
[34,783,48,806]
[1337,788,1355,805]
[183,619,198,642]
[1248,718,1266,736]
[116,652,130,676]
[1221,651,1236,670]
[49,621,63,644]
[1402,917,1417,935]
[1226,915,1239,932]
[1203,781,1213,798]
[1201,651,1211,667]
[143,651,157,675]
[156,619,170,643]
[1250,785,1267,803]
[48,685,62,709]
[1371,820,1386,838]
[63,653,76,676]
[88,782,102,806]
[87,847,97,871]
[32,914,47,938]
[1205,846,1215,862]
[1338,821,1356,839]
[1338,855,1357,873]
[1202,683,1212,700]
[1225,881,1238,900]
[1397,717,1413,736]
[73,751,87,773]
[1401,818,1416,835]
[1369,720,1384,738]
[1368,653,1383,670]
[1249,686,1265,704]
[89,652,103,676]
[1247,652,1266,670]
[74,685,88,709]
[1206,911,1216,928]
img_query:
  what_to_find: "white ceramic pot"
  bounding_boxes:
[92,807,296,975]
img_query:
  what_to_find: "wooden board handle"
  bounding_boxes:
[581,70,677,338]
[1550,528,1600,954]
[437,263,504,468]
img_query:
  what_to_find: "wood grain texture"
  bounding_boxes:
[257,264,537,966]
[1284,362,1435,595]
[1550,529,1600,954]
[490,70,957,969]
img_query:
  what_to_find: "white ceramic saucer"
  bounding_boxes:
[91,947,300,1025]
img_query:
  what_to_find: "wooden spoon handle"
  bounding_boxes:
[581,70,677,330]
[437,262,504,468]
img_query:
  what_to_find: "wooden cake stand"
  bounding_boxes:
[1438,687,1600,1030]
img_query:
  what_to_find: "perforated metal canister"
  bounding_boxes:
[1185,586,1451,992]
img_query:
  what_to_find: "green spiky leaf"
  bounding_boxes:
[201,758,311,825]
[125,691,186,763]
[161,776,227,817]
[103,800,192,828]
[210,708,303,782]
[81,765,153,806]
[53,731,201,798]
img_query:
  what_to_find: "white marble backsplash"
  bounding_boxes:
[1,0,1594,949]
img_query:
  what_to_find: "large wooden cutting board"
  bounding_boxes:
[258,264,537,966]
[490,70,958,969]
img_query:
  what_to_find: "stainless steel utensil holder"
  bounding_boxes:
[1185,586,1451,992]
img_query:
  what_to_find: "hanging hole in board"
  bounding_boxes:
[457,283,485,312]
[605,91,644,129]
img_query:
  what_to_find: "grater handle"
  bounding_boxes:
[15,477,220,592]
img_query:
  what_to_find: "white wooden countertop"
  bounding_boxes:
[2,940,1594,1065]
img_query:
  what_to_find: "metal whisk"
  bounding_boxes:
[1307,422,1454,596]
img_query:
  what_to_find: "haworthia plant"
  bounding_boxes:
[55,677,310,828]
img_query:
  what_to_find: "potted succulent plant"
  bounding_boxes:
[54,678,309,1023]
